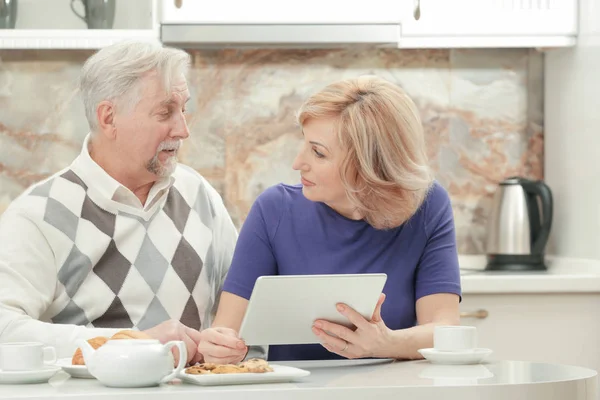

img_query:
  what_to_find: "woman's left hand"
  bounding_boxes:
[312,293,392,359]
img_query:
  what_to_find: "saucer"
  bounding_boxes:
[0,365,61,384]
[56,358,94,379]
[418,348,493,365]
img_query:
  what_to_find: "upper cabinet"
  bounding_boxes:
[161,0,578,49]
[0,0,579,49]
[0,0,159,49]
[161,0,407,24]
[400,0,578,48]
[160,0,407,47]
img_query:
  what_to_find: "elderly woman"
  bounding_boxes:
[199,76,461,363]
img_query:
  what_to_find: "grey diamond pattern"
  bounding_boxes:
[81,196,116,237]
[92,297,133,328]
[29,167,219,333]
[180,296,201,330]
[136,297,170,331]
[171,237,203,293]
[163,187,192,234]
[94,240,132,294]
[134,234,170,293]
[194,187,216,226]
[57,244,93,298]
[51,299,90,326]
[44,198,79,241]
[60,170,88,191]
[30,179,54,198]
[204,244,218,288]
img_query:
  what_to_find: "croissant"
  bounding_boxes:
[71,330,153,365]
[110,330,152,341]
[71,336,109,365]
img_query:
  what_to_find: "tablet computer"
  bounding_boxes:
[238,273,387,346]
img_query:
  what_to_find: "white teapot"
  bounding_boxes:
[77,338,186,388]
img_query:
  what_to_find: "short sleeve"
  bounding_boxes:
[414,183,462,301]
[222,185,284,299]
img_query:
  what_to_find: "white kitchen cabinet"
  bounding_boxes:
[160,0,406,47]
[401,0,578,48]
[1,0,579,49]
[460,293,600,374]
[0,0,159,49]
[161,0,577,48]
[161,0,407,24]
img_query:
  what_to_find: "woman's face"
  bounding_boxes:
[292,118,352,212]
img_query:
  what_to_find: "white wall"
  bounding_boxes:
[544,0,600,258]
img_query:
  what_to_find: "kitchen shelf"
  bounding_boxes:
[0,29,160,49]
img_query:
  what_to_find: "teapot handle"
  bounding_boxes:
[160,341,187,383]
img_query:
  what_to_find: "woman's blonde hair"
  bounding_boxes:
[297,76,434,229]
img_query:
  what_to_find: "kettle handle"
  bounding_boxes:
[522,179,553,254]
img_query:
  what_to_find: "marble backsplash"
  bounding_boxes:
[0,48,544,254]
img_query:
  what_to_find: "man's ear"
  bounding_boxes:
[96,100,117,139]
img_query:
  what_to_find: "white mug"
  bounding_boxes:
[434,326,477,352]
[0,342,57,371]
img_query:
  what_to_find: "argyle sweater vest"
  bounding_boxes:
[15,165,234,332]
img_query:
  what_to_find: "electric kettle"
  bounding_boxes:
[485,177,553,271]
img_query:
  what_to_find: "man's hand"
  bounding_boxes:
[143,319,203,365]
[198,327,248,365]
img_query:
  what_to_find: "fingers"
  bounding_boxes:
[190,351,204,366]
[371,293,386,323]
[181,331,199,364]
[213,327,240,337]
[312,323,355,358]
[321,342,349,358]
[203,353,247,365]
[199,341,247,359]
[312,320,358,343]
[196,328,247,365]
[202,328,245,350]
[184,325,203,344]
[198,342,247,365]
[334,303,371,330]
[315,330,350,357]
[143,320,249,366]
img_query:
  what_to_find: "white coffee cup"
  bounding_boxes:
[434,326,477,352]
[0,342,57,371]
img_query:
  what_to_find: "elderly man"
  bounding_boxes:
[0,40,248,364]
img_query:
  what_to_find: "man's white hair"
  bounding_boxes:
[79,40,191,132]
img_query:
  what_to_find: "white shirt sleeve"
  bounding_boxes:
[0,208,120,358]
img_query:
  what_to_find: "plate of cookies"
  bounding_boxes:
[179,358,310,386]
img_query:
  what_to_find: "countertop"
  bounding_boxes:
[459,255,600,294]
[0,359,596,400]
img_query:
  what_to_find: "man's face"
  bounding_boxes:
[114,71,191,180]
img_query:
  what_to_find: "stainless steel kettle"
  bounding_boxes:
[485,177,553,271]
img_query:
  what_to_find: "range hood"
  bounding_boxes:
[160,23,402,49]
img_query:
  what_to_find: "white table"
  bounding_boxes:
[0,359,597,400]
